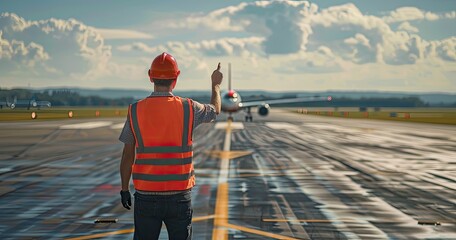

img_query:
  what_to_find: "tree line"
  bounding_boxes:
[0,88,134,106]
[1,88,453,107]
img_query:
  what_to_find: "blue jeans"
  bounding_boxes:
[134,191,193,240]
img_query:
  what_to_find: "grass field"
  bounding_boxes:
[0,107,128,121]
[2,106,455,125]
[293,107,456,125]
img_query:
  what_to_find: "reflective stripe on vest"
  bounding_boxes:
[133,170,194,182]
[129,97,195,191]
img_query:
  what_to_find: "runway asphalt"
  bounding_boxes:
[0,109,455,239]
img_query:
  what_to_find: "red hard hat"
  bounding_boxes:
[149,52,180,81]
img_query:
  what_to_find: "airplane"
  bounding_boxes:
[0,96,51,110]
[221,63,332,121]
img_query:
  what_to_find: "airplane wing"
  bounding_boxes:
[238,96,332,108]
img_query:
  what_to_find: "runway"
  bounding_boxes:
[0,109,455,239]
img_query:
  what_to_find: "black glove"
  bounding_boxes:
[120,190,132,210]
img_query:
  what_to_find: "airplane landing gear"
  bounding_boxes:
[245,107,253,122]
[228,113,234,121]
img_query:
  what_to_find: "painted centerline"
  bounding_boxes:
[215,121,244,129]
[212,120,232,240]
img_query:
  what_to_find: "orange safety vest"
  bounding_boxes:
[128,96,194,192]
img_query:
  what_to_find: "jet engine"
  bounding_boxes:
[258,104,270,116]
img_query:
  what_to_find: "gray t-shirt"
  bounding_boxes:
[119,92,217,144]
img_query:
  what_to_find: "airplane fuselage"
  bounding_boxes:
[221,90,242,113]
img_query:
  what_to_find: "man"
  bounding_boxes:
[118,52,223,240]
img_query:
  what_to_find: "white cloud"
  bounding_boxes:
[117,42,154,53]
[186,37,264,57]
[309,3,389,64]
[1,2,455,92]
[113,1,456,90]
[274,46,344,74]
[113,1,455,91]
[0,31,49,63]
[118,37,263,57]
[166,2,455,67]
[383,7,440,23]
[170,1,315,54]
[397,22,419,33]
[431,37,456,62]
[444,11,456,19]
[96,28,154,40]
[0,31,56,75]
[0,12,111,80]
[114,44,250,90]
[344,33,370,47]
[117,37,265,84]
[382,7,456,23]
[305,3,455,65]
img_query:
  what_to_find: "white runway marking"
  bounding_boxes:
[265,122,299,131]
[110,123,125,129]
[60,121,113,130]
[303,123,359,133]
[215,122,244,129]
[0,167,13,174]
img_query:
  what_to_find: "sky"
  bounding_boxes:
[1,0,455,92]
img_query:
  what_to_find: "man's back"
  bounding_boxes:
[132,96,190,148]
[128,96,195,192]
[118,52,223,240]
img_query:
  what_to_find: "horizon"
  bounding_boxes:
[2,86,456,95]
[1,0,455,92]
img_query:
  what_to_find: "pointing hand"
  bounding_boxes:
[211,62,223,86]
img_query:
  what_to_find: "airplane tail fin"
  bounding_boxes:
[228,63,232,91]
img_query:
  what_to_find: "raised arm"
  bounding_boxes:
[211,63,223,115]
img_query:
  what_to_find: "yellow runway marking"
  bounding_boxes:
[263,218,336,223]
[207,150,252,159]
[234,172,311,178]
[65,229,134,240]
[211,121,295,240]
[212,183,229,240]
[212,120,232,240]
[194,214,215,222]
[222,223,299,240]
[64,215,215,240]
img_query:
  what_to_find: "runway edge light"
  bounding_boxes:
[418,221,441,226]
[94,218,118,224]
